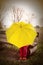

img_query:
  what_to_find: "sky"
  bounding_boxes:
[0,0,43,29]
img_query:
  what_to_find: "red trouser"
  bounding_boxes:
[19,46,28,58]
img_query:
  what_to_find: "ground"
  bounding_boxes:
[0,27,43,65]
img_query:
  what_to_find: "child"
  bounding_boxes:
[27,32,39,58]
[19,32,39,60]
[19,46,28,60]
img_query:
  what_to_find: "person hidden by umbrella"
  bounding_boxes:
[27,32,39,58]
[19,32,39,60]
[31,32,39,54]
[19,45,28,60]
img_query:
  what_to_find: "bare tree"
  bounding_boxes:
[13,7,24,22]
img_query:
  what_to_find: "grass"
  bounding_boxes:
[0,41,43,65]
[0,27,43,65]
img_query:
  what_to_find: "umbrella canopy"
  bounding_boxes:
[6,22,37,48]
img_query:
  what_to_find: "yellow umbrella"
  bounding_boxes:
[6,22,37,48]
